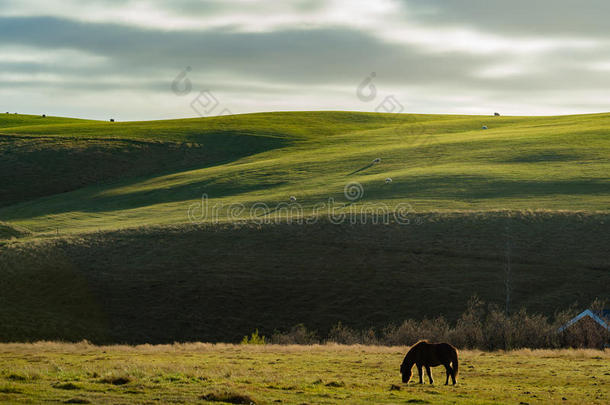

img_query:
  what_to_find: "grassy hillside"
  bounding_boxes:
[0,113,89,128]
[0,221,30,240]
[0,133,286,207]
[1,212,607,343]
[0,111,608,234]
[0,111,608,343]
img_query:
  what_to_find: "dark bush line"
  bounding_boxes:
[269,298,609,350]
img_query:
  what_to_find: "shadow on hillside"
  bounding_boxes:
[0,131,291,208]
[362,175,610,200]
[1,174,608,221]
[2,212,608,343]
[347,162,375,176]
[501,152,585,163]
[0,177,289,220]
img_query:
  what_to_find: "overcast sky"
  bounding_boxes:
[1,0,610,120]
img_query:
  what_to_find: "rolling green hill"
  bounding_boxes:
[1,111,609,234]
[0,113,89,128]
[0,111,608,343]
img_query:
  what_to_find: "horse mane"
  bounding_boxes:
[402,340,430,365]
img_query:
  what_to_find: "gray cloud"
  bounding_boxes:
[0,16,486,87]
[0,1,609,119]
[404,0,610,38]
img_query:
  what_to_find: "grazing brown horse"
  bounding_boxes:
[400,340,459,385]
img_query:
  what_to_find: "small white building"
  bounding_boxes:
[558,309,609,332]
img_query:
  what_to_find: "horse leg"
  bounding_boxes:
[451,351,458,385]
[444,364,451,385]
[425,366,434,384]
[417,364,423,384]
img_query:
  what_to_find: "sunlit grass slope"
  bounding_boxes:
[0,113,89,128]
[0,111,608,235]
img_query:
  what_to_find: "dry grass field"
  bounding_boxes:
[1,342,608,404]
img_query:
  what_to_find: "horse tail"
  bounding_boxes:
[451,348,459,378]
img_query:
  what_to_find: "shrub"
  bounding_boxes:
[241,329,266,345]
[481,306,511,350]
[257,297,608,350]
[451,296,485,349]
[511,310,555,349]
[326,322,360,344]
[271,324,319,345]
[382,317,450,346]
